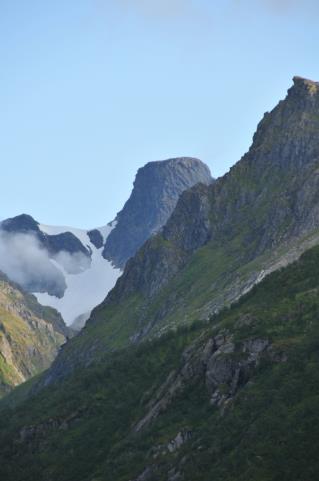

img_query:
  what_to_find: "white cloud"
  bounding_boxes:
[0,232,64,295]
[0,231,90,299]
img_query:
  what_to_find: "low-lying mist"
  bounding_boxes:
[0,231,90,298]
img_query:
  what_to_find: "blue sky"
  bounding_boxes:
[1,0,319,228]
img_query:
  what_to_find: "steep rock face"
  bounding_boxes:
[105,183,212,304]
[0,271,70,397]
[87,229,104,249]
[103,157,213,268]
[42,77,319,378]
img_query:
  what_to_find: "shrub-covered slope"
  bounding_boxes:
[1,244,319,480]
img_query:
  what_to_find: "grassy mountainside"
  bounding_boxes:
[40,77,319,384]
[0,272,69,397]
[1,245,319,480]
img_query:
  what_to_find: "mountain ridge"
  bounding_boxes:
[38,75,319,385]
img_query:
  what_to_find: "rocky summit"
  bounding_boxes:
[103,157,213,268]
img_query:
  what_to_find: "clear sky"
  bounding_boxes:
[1,0,319,228]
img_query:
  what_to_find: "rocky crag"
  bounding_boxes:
[103,157,213,268]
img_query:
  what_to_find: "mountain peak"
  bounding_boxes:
[103,157,212,267]
[291,76,319,96]
[136,157,212,184]
[1,213,39,233]
[142,156,209,169]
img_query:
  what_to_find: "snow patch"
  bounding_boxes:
[97,220,117,243]
[34,222,121,326]
[40,224,91,248]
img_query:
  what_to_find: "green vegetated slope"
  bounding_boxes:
[1,244,319,480]
[0,271,69,397]
[43,76,319,378]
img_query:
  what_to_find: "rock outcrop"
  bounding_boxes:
[133,331,278,433]
[103,157,213,268]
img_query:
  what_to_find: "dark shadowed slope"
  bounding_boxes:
[1,243,319,480]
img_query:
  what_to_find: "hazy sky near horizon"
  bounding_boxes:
[1,0,319,228]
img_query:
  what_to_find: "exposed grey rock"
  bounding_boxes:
[167,430,192,453]
[103,158,212,268]
[97,182,213,315]
[134,332,276,432]
[1,214,39,233]
[87,229,104,249]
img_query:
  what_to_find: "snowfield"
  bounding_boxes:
[34,223,121,327]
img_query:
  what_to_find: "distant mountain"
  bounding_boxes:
[103,157,213,268]
[0,158,212,327]
[0,271,70,397]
